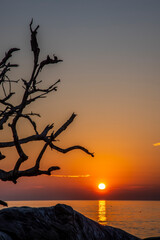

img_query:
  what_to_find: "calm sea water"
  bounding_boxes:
[2,200,160,239]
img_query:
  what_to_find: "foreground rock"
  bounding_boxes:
[0,204,142,240]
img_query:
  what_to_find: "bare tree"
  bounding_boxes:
[0,20,94,205]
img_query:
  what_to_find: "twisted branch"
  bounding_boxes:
[0,21,93,192]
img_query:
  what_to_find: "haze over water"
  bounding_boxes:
[4,200,160,239]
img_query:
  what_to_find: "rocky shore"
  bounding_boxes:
[0,204,159,240]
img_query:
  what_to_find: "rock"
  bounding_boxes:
[0,204,142,240]
[0,232,12,240]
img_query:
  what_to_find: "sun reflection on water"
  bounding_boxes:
[98,200,107,223]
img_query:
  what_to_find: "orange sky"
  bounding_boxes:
[0,0,160,200]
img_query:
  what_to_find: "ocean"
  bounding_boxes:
[2,200,160,239]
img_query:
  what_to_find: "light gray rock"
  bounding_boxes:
[0,204,141,240]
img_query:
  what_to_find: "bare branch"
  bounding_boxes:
[20,114,39,135]
[0,92,15,103]
[0,134,40,148]
[26,112,41,117]
[0,109,14,129]
[39,55,63,72]
[0,21,93,200]
[30,19,40,65]
[34,133,55,171]
[29,79,60,95]
[50,144,94,157]
[53,113,77,139]
[0,48,20,68]
[0,166,60,184]
[34,141,50,170]
[9,118,28,161]
[13,157,25,177]
[0,124,53,148]
[0,94,14,108]
[0,107,9,118]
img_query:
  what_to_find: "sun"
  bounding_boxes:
[98,183,106,190]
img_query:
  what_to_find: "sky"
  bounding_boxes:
[0,0,160,200]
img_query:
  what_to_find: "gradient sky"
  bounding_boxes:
[0,0,160,200]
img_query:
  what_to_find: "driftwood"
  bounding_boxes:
[0,204,142,240]
[0,20,94,205]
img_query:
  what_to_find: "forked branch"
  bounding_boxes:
[0,21,94,197]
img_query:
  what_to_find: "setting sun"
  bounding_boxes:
[98,183,106,190]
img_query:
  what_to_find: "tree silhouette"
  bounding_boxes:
[0,20,94,205]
